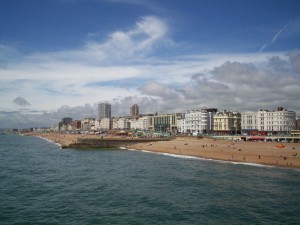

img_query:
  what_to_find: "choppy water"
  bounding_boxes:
[1,134,299,225]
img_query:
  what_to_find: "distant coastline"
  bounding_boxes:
[24,132,300,169]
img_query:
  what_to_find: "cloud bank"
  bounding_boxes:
[1,15,300,128]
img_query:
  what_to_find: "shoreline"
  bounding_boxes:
[126,137,300,169]
[24,132,300,169]
[127,148,281,169]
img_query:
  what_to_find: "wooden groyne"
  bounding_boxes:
[67,137,172,149]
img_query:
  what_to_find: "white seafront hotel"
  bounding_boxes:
[241,107,296,133]
[177,107,217,135]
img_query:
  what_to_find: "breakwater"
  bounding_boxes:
[67,137,171,149]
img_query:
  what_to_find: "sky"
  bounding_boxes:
[1,0,300,128]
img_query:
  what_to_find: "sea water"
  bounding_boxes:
[1,134,299,225]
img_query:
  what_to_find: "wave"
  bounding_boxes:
[34,135,62,149]
[126,148,289,169]
[229,161,274,168]
[159,152,199,160]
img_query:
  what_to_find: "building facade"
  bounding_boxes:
[241,112,257,132]
[148,113,180,132]
[112,117,130,130]
[59,117,73,131]
[257,107,296,133]
[130,104,139,119]
[71,120,81,130]
[297,118,300,130]
[81,117,96,130]
[177,108,217,135]
[100,118,112,130]
[129,114,152,130]
[213,110,241,134]
[98,102,111,120]
[241,107,296,134]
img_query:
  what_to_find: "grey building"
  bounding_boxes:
[130,104,139,118]
[98,102,111,120]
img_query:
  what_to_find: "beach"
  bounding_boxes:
[129,137,300,169]
[26,133,300,169]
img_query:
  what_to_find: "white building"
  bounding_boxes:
[81,117,96,130]
[241,107,296,133]
[94,120,101,130]
[241,112,257,131]
[257,107,296,132]
[185,110,205,134]
[112,117,130,130]
[130,115,152,130]
[178,108,217,135]
[130,118,143,130]
[176,114,186,134]
[100,118,112,130]
[51,124,59,132]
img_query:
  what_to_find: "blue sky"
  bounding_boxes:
[0,0,300,128]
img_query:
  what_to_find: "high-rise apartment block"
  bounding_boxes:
[130,104,139,118]
[98,102,111,120]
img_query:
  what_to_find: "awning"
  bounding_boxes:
[247,136,265,140]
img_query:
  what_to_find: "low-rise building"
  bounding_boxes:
[59,117,73,131]
[178,108,217,135]
[241,112,257,133]
[257,107,296,133]
[148,113,180,132]
[297,118,300,130]
[71,120,81,130]
[112,117,130,130]
[130,114,153,130]
[81,117,96,130]
[100,118,112,130]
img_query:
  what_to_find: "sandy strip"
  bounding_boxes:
[127,137,300,169]
[24,133,300,169]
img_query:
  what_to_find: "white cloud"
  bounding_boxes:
[0,16,169,111]
[1,15,300,128]
[85,15,169,62]
[139,81,181,99]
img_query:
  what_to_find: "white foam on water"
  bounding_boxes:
[160,153,199,159]
[229,161,275,168]
[125,148,296,169]
[35,136,62,149]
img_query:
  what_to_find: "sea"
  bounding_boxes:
[1,134,300,225]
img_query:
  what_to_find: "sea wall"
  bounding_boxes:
[67,138,170,149]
